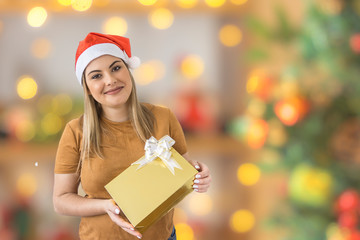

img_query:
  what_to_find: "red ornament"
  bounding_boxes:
[338,211,358,229]
[350,33,360,54]
[337,190,360,213]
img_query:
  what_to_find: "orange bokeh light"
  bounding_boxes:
[274,97,309,126]
[247,119,268,149]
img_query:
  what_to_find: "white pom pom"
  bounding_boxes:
[128,56,141,69]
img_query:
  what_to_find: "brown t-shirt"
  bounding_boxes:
[54,104,187,240]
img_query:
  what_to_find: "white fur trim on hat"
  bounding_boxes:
[75,43,140,85]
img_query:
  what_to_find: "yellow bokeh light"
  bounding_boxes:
[103,16,128,36]
[181,55,204,80]
[188,193,213,216]
[219,24,242,47]
[58,0,72,6]
[71,0,92,12]
[230,209,255,233]
[16,173,37,198]
[134,60,165,85]
[149,8,174,30]
[237,163,261,186]
[174,208,188,224]
[15,120,36,142]
[52,94,73,116]
[230,0,248,5]
[41,113,63,135]
[17,76,38,100]
[31,38,52,59]
[175,223,194,240]
[134,63,156,85]
[205,0,226,8]
[27,7,48,27]
[175,0,198,8]
[138,0,158,6]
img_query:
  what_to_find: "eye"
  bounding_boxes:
[112,65,121,72]
[91,74,102,79]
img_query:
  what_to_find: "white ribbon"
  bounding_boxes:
[131,135,182,175]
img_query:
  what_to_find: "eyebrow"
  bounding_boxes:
[87,60,122,76]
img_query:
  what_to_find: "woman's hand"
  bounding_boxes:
[183,153,211,193]
[105,199,142,239]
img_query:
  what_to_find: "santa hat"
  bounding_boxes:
[75,32,141,85]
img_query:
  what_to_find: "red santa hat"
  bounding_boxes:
[75,32,141,85]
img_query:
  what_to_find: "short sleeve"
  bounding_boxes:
[168,109,188,155]
[54,121,82,174]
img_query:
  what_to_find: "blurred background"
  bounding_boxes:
[1,0,360,239]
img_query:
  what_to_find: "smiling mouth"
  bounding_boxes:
[104,86,123,94]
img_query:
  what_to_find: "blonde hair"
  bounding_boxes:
[79,63,155,171]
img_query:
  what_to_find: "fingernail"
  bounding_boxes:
[194,179,200,184]
[196,174,201,179]
[193,185,198,188]
[195,165,200,169]
[115,209,120,214]
[130,228,134,231]
[137,236,141,239]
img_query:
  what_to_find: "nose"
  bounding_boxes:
[104,72,117,85]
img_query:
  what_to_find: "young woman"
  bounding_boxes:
[53,32,211,240]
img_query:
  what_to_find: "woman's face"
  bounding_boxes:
[84,55,133,111]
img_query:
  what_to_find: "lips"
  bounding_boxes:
[104,86,123,95]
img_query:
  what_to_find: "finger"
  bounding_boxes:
[193,176,211,186]
[193,183,210,193]
[121,227,142,239]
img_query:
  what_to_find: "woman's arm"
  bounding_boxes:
[53,173,142,239]
[182,153,212,193]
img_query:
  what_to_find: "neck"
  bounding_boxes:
[102,104,129,122]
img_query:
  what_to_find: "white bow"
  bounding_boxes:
[131,135,182,175]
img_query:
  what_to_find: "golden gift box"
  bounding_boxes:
[105,135,198,233]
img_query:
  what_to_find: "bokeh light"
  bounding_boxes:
[137,0,158,6]
[149,8,174,30]
[175,223,194,240]
[27,7,48,27]
[134,60,165,85]
[237,163,261,186]
[71,0,92,12]
[230,209,255,233]
[188,193,213,216]
[58,0,72,6]
[205,0,226,8]
[16,173,38,198]
[15,119,36,142]
[41,113,63,135]
[175,0,198,8]
[180,55,205,80]
[31,38,52,59]
[247,119,268,149]
[230,0,248,5]
[219,24,242,47]
[103,16,128,36]
[17,76,38,100]
[52,94,73,116]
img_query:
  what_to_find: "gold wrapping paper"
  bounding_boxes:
[105,147,198,233]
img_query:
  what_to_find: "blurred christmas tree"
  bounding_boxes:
[228,0,360,239]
